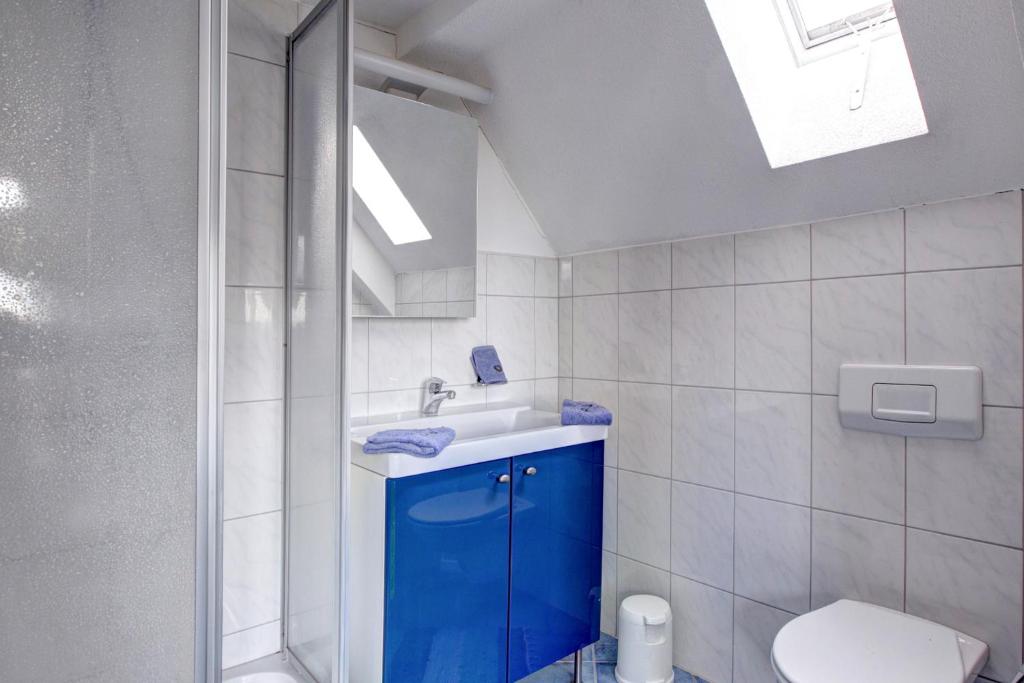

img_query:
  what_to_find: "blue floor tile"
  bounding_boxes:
[527,633,703,683]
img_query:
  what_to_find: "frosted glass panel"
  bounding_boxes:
[287,3,344,681]
[0,1,199,681]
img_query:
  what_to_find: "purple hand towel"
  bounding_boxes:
[362,427,456,457]
[561,399,613,426]
[471,345,507,385]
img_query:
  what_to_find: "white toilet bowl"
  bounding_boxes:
[771,599,988,683]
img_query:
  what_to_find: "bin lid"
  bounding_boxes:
[619,594,671,626]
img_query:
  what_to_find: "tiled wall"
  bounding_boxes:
[559,191,1024,683]
[351,253,560,419]
[223,0,314,668]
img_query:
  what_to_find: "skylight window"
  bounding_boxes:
[352,125,432,245]
[704,0,927,167]
[788,0,894,48]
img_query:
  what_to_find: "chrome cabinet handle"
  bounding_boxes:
[496,473,511,484]
[523,466,538,476]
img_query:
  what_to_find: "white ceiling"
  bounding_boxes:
[354,0,435,31]
[370,0,1024,253]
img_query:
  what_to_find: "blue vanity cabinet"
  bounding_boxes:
[508,442,604,681]
[363,440,604,683]
[382,459,512,683]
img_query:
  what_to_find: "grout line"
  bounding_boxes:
[807,226,814,614]
[223,509,283,524]
[223,618,283,639]
[563,263,1024,299]
[903,207,909,613]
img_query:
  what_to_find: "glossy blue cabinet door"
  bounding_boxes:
[508,442,604,681]
[383,459,512,683]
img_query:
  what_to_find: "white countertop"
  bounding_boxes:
[351,402,608,478]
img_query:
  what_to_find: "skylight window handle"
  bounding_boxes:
[845,5,894,111]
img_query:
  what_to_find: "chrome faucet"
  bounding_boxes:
[422,377,456,416]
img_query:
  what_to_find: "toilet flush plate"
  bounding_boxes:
[838,364,983,440]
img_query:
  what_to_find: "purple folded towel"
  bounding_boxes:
[363,427,456,457]
[561,399,613,426]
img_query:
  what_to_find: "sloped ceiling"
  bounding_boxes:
[361,0,1024,254]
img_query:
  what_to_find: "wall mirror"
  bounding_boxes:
[352,86,478,317]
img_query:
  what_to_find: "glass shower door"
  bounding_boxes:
[286,1,349,681]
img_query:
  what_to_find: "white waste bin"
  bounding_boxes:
[615,594,673,683]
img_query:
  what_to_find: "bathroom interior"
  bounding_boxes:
[5,0,1024,682]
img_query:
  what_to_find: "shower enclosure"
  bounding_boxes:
[283,1,352,681]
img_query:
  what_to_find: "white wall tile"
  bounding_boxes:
[486,379,535,407]
[672,235,734,289]
[535,297,559,378]
[226,170,285,287]
[228,0,296,65]
[735,391,811,505]
[423,302,446,317]
[350,317,369,394]
[558,378,573,407]
[906,192,1023,271]
[222,620,280,669]
[618,471,671,570]
[572,295,618,380]
[476,252,487,294]
[907,267,1023,406]
[811,209,904,279]
[671,575,733,683]
[534,378,558,412]
[906,529,1023,682]
[736,282,811,393]
[812,275,904,395]
[811,510,904,611]
[671,287,734,388]
[812,395,905,524]
[395,271,423,304]
[617,382,672,478]
[602,551,618,636]
[431,302,486,386]
[619,291,671,383]
[367,318,430,391]
[573,251,618,296]
[223,512,282,634]
[446,267,475,302]
[558,298,573,377]
[395,303,423,317]
[671,481,734,591]
[671,386,735,490]
[603,467,617,552]
[486,254,535,296]
[735,495,810,614]
[535,257,559,297]
[487,296,535,381]
[421,270,446,303]
[733,597,794,683]
[736,224,810,284]
[224,400,283,520]
[619,244,671,292]
[367,389,421,416]
[227,54,286,175]
[908,407,1023,548]
[558,257,573,297]
[573,379,619,467]
[225,287,285,403]
[616,555,671,607]
[446,301,475,318]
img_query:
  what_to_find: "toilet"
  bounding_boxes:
[771,599,988,683]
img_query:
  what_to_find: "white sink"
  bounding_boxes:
[351,402,608,478]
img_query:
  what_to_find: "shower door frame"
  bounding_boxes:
[197,0,227,680]
[283,1,354,682]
